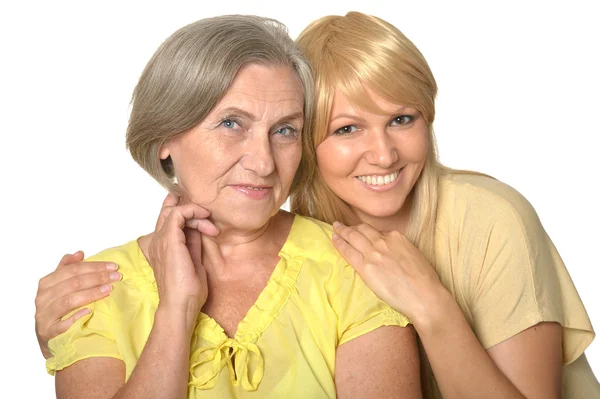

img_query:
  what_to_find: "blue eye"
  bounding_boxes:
[391,115,413,126]
[333,125,357,135]
[274,126,298,137]
[220,118,240,129]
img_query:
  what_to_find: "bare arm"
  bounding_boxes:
[415,288,562,399]
[56,307,195,399]
[335,325,421,398]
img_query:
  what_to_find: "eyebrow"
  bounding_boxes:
[215,107,304,125]
[216,107,256,121]
[330,106,411,122]
[274,111,304,125]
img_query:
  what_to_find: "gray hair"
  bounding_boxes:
[126,15,314,193]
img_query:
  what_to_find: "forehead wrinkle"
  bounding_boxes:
[216,92,303,126]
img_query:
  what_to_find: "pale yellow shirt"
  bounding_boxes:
[47,215,409,398]
[421,173,598,398]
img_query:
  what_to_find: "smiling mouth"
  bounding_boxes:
[355,169,401,186]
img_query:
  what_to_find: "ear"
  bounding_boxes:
[159,144,171,160]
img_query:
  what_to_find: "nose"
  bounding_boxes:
[240,133,275,177]
[364,129,399,168]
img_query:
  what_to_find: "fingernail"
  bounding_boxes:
[99,284,113,293]
[333,221,341,229]
[106,263,118,270]
[109,272,122,281]
[332,233,339,240]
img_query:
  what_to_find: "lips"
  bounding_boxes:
[355,169,401,186]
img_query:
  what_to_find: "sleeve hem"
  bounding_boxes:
[478,312,595,365]
[46,353,124,376]
[338,308,410,346]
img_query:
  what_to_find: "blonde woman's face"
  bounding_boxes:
[316,89,428,225]
[161,64,304,231]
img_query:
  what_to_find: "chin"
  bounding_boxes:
[353,199,407,220]
[212,207,275,231]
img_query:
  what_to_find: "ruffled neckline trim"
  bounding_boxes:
[124,215,305,338]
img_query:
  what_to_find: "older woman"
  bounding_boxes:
[38,15,420,398]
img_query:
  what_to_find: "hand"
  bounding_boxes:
[147,193,218,324]
[35,251,122,358]
[332,221,443,322]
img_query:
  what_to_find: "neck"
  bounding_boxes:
[200,211,293,278]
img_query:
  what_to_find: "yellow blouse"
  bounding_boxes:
[47,215,409,398]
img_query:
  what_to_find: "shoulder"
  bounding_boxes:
[85,239,148,269]
[84,238,155,290]
[284,215,338,258]
[284,214,357,281]
[438,172,542,234]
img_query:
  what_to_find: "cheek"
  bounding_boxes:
[398,129,429,163]
[274,142,302,183]
[316,140,355,179]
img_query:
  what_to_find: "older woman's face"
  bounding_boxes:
[161,64,304,231]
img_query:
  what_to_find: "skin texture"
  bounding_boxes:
[47,65,421,398]
[336,325,421,398]
[328,88,562,398]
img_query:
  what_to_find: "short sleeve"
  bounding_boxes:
[461,182,595,364]
[46,295,122,375]
[332,259,410,346]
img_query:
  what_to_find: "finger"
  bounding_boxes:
[185,228,203,267]
[38,260,118,292]
[58,250,85,268]
[333,221,374,254]
[40,270,122,309]
[162,192,180,208]
[354,223,382,243]
[41,284,114,325]
[185,218,219,236]
[155,192,181,230]
[332,232,365,270]
[165,204,212,232]
[35,270,122,317]
[51,307,92,337]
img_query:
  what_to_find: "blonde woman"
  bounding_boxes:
[291,12,598,399]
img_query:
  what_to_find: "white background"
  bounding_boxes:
[1,0,598,395]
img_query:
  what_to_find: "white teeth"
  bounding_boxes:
[357,170,400,186]
[245,186,263,190]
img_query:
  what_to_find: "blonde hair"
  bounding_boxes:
[126,15,314,195]
[290,12,445,265]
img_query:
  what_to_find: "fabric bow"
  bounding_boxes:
[189,338,264,391]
